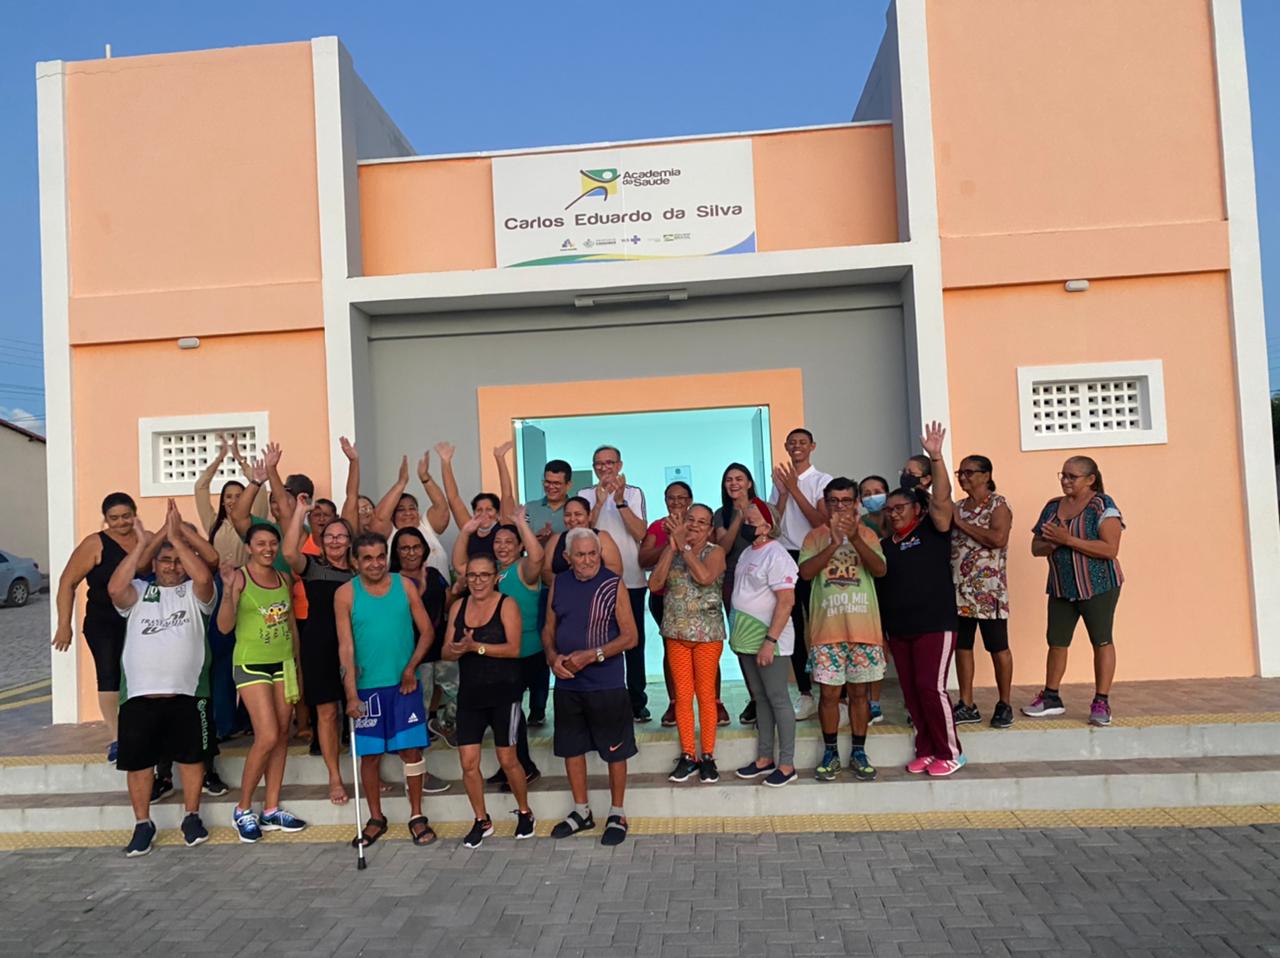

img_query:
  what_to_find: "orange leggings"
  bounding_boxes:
[666,639,722,757]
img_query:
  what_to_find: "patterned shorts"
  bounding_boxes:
[808,642,887,686]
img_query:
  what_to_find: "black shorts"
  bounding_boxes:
[84,622,126,693]
[956,617,1010,654]
[553,687,637,763]
[456,700,525,748]
[301,634,343,707]
[116,695,211,772]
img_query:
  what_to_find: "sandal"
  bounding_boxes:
[408,815,436,847]
[351,815,388,848]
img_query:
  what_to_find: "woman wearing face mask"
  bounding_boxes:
[649,504,727,784]
[729,503,799,787]
[874,422,966,778]
[950,456,1014,730]
[858,476,891,539]
[713,464,774,727]
[541,496,624,585]
[639,482,693,728]
[454,508,545,790]
[901,455,933,496]
[283,495,355,805]
[1025,456,1124,726]
[52,491,143,762]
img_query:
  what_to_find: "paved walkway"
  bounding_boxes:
[0,825,1276,957]
[0,591,51,692]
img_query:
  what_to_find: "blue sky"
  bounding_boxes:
[1,1,1277,433]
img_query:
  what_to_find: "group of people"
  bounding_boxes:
[53,423,1126,856]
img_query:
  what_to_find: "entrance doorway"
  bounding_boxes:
[513,405,773,680]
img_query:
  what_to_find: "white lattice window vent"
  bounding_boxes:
[137,413,269,497]
[1016,361,1166,451]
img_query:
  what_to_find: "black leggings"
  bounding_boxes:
[786,551,813,696]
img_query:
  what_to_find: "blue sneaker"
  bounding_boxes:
[232,807,263,843]
[260,807,308,833]
[124,820,156,857]
[106,741,118,764]
[869,701,883,725]
[815,746,841,782]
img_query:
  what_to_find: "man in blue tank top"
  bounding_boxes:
[543,527,639,846]
[336,533,438,848]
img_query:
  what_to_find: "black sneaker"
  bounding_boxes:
[429,718,458,749]
[736,760,776,779]
[499,767,541,793]
[150,776,174,803]
[486,769,508,788]
[202,771,229,797]
[463,816,494,849]
[124,820,157,858]
[660,704,677,727]
[308,738,322,757]
[990,701,1015,729]
[181,813,209,847]
[952,701,982,725]
[739,700,757,726]
[699,755,719,784]
[551,810,594,839]
[527,712,546,728]
[633,706,652,724]
[514,809,536,840]
[668,754,700,783]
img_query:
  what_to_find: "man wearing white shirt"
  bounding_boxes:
[579,444,651,722]
[770,428,832,721]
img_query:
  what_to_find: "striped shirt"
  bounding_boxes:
[1032,494,1124,601]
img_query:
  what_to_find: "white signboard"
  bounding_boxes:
[492,140,756,268]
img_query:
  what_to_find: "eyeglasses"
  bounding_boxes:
[826,498,857,509]
[885,503,914,515]
[398,543,424,552]
[465,572,495,581]
[323,535,350,544]
[1058,472,1090,481]
[955,469,986,478]
[593,459,619,467]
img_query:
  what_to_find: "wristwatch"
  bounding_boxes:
[595,647,606,663]
[477,645,487,656]
[764,635,778,644]
[682,543,693,552]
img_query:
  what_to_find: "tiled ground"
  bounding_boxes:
[0,824,1277,957]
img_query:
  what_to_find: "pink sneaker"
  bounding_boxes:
[926,755,968,777]
[906,756,935,774]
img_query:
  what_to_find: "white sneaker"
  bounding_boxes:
[794,694,818,721]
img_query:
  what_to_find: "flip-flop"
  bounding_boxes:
[351,815,388,848]
[408,815,436,847]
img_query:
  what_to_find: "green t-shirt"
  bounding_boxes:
[498,563,543,657]
[799,525,884,648]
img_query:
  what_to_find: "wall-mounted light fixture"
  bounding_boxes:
[574,289,688,308]
[177,337,200,350]
[1064,280,1090,293]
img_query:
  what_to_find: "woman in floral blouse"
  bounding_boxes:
[1025,456,1125,727]
[649,504,727,785]
[950,455,1013,730]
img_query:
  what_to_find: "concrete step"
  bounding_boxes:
[3,713,1277,796]
[2,754,1278,834]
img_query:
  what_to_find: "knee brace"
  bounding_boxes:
[402,757,427,777]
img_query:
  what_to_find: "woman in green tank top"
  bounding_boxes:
[215,523,306,841]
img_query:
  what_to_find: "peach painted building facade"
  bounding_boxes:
[38,0,1278,723]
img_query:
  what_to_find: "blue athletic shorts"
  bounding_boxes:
[353,684,429,757]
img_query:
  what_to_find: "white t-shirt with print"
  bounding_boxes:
[730,541,799,655]
[116,579,216,700]
[579,485,648,589]
[771,465,833,551]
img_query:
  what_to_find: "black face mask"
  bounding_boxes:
[900,472,920,492]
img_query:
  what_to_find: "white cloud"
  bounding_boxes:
[0,406,46,435]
